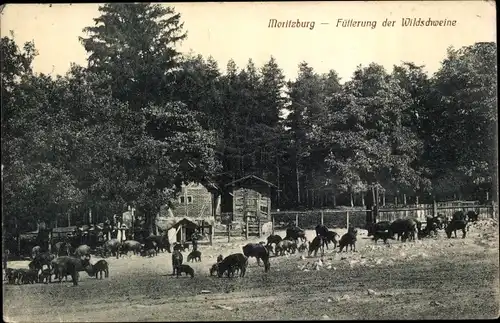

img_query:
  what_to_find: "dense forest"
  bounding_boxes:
[1,4,497,233]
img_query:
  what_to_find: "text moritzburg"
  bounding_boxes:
[268,19,315,30]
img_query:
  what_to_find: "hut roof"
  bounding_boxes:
[225,175,277,188]
[201,177,220,191]
[170,218,198,230]
[161,217,215,231]
[180,179,220,193]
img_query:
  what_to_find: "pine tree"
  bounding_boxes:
[80,3,187,110]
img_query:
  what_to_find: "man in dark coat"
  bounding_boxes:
[191,229,201,251]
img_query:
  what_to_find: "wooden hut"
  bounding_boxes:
[165,217,213,246]
[225,175,277,223]
[156,179,220,244]
[169,180,221,219]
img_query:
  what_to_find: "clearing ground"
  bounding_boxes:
[3,220,500,322]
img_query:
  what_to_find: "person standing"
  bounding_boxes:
[191,229,200,251]
[103,219,111,241]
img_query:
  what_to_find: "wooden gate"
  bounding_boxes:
[243,195,259,220]
[245,215,261,239]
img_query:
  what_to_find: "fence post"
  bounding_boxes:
[295,213,299,227]
[209,225,213,246]
[227,221,230,243]
[433,200,437,217]
[245,221,249,240]
[346,211,350,229]
[321,211,324,225]
[271,214,275,235]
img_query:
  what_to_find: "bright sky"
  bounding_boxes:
[0,2,496,82]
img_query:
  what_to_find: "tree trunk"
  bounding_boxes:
[395,196,398,205]
[149,216,155,235]
[276,162,280,209]
[185,188,188,218]
[403,194,407,205]
[240,151,244,177]
[365,186,375,226]
[371,186,376,207]
[295,163,301,205]
[350,192,354,207]
[333,193,337,207]
[143,207,156,236]
[361,193,365,207]
[15,217,20,256]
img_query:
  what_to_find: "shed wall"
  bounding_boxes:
[165,183,220,220]
[232,186,271,222]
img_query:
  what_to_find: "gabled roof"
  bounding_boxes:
[179,178,220,192]
[203,178,220,191]
[170,218,199,230]
[225,175,277,188]
[163,217,214,231]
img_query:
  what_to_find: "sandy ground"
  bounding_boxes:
[3,220,500,322]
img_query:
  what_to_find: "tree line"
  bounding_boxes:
[1,4,497,234]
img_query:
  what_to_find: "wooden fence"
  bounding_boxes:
[271,209,369,231]
[377,202,496,222]
[214,201,497,239]
[270,202,496,233]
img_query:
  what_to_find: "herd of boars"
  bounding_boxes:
[262,224,355,259]
[261,210,480,261]
[5,253,106,286]
[4,210,482,286]
[5,234,173,286]
[366,210,479,243]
